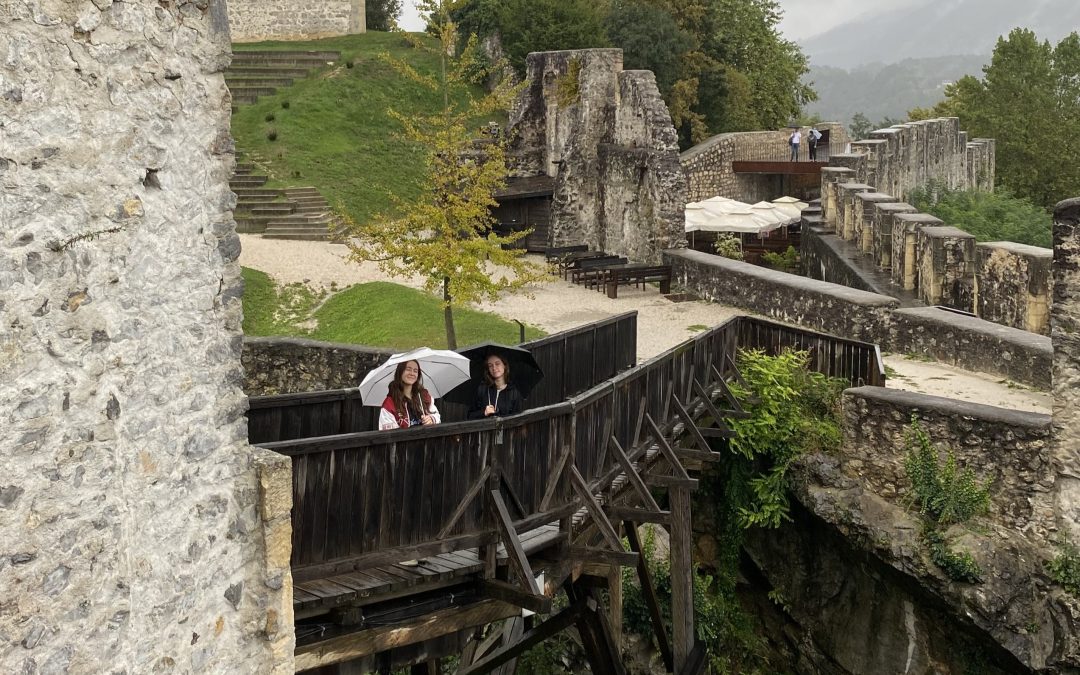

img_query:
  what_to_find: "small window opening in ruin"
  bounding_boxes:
[143,169,162,190]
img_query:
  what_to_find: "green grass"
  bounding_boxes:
[242,268,544,349]
[231,32,495,225]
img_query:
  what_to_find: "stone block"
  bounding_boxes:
[975,241,1052,335]
[871,202,917,269]
[849,139,887,186]
[255,448,293,523]
[917,226,976,308]
[819,167,856,227]
[836,182,873,241]
[891,213,943,290]
[853,192,896,254]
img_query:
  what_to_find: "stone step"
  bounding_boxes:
[224,77,295,88]
[227,66,315,78]
[232,50,341,62]
[233,95,260,105]
[262,232,332,241]
[235,200,287,210]
[267,216,331,226]
[249,205,297,216]
[229,58,335,71]
[293,205,329,214]
[230,176,268,187]
[283,187,321,195]
[235,218,267,234]
[229,86,278,98]
[234,163,255,173]
[232,188,280,198]
[290,194,328,202]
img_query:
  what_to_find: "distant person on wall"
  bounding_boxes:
[808,127,822,160]
[467,353,524,419]
[379,360,441,430]
[789,128,802,161]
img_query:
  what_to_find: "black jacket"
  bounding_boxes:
[467,383,524,419]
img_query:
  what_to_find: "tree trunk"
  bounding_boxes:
[443,276,457,349]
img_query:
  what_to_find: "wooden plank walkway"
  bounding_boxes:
[294,524,563,616]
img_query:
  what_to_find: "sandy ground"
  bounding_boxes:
[239,235,1051,413]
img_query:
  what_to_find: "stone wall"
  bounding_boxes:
[679,123,850,203]
[227,0,365,43]
[507,49,685,263]
[1052,198,1080,541]
[975,241,1052,335]
[0,1,291,672]
[242,337,392,395]
[841,387,1054,536]
[664,249,1052,388]
[811,124,1052,335]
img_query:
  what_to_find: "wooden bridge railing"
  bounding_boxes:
[733,317,886,387]
[247,312,638,444]
[255,315,883,581]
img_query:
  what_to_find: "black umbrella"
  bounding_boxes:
[442,341,544,405]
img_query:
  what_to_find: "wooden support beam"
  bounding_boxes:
[493,616,525,675]
[644,413,692,482]
[438,466,491,539]
[480,579,551,614]
[624,522,674,672]
[295,600,522,670]
[631,397,647,450]
[678,641,709,675]
[669,484,694,672]
[707,367,752,419]
[499,473,527,521]
[456,599,592,675]
[538,443,572,512]
[669,397,714,457]
[569,466,624,552]
[696,426,735,439]
[607,506,671,525]
[608,436,662,512]
[644,474,699,490]
[488,489,542,596]
[565,546,639,568]
[692,378,741,437]
[674,447,723,463]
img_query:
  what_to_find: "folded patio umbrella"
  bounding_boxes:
[442,342,544,405]
[357,347,472,406]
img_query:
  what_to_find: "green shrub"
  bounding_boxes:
[909,181,1052,248]
[926,527,982,583]
[713,233,744,260]
[903,418,991,526]
[1047,538,1080,597]
[760,245,798,273]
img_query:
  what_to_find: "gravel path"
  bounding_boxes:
[239,235,1050,412]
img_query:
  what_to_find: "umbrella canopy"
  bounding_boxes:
[442,342,544,405]
[771,196,809,220]
[750,201,797,227]
[357,347,472,406]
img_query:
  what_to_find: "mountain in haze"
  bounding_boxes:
[804,55,989,127]
[799,0,1080,67]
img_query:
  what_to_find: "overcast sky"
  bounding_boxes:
[396,0,922,41]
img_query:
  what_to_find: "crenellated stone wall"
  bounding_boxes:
[811,123,1052,335]
[1052,198,1080,543]
[679,123,850,203]
[0,1,292,672]
[664,249,1052,388]
[227,0,365,43]
[507,49,686,263]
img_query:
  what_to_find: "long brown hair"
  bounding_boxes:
[483,353,512,387]
[388,360,431,419]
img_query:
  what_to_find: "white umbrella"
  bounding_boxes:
[750,201,796,227]
[357,347,472,405]
[771,196,809,220]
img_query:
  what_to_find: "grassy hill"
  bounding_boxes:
[231,32,487,226]
[241,268,544,349]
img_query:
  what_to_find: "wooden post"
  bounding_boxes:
[669,484,694,672]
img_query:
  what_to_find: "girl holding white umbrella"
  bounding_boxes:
[378,360,441,430]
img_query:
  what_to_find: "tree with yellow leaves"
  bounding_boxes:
[339,0,544,349]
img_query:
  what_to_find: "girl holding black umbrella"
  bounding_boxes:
[467,353,524,418]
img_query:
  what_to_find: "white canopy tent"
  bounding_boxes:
[770,196,809,220]
[684,195,809,234]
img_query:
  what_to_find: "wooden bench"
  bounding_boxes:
[543,244,589,261]
[569,258,629,287]
[604,264,672,298]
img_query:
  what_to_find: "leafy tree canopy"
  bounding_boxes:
[916,28,1080,208]
[449,0,815,148]
[367,0,404,31]
[909,182,1053,248]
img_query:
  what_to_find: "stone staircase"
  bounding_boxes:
[226,50,341,106]
[231,164,335,241]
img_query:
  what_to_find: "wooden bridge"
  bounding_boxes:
[250,315,885,674]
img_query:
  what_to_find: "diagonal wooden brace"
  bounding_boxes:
[608,435,662,512]
[438,466,491,539]
[488,488,542,597]
[569,466,624,552]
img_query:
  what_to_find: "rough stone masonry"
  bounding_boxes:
[1,1,292,672]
